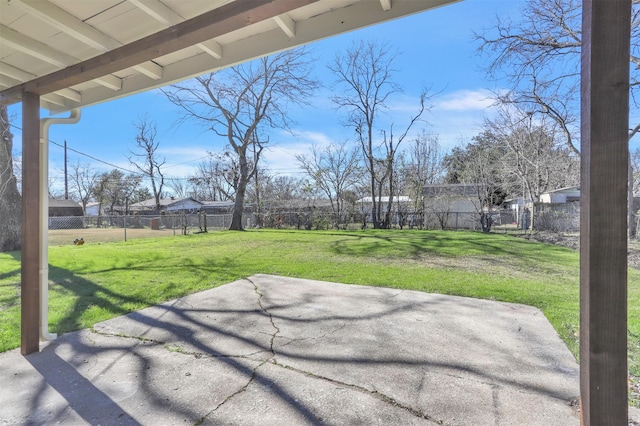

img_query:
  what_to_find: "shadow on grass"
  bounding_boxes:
[48,264,149,334]
[323,229,575,268]
[0,251,21,298]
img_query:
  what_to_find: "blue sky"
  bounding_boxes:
[9,0,534,195]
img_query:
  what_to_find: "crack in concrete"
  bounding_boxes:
[273,322,347,350]
[195,358,270,426]
[237,280,447,425]
[91,330,267,361]
[249,277,281,356]
[269,360,448,425]
[94,281,446,425]
[491,385,501,426]
[196,277,281,424]
[91,330,166,346]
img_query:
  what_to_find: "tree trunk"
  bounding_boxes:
[229,151,248,231]
[629,159,636,238]
[0,104,21,252]
[368,161,379,229]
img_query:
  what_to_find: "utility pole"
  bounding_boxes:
[64,140,68,200]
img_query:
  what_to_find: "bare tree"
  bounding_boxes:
[633,147,640,194]
[401,130,444,226]
[485,105,580,204]
[164,47,318,230]
[0,104,20,252]
[68,161,99,214]
[296,142,363,226]
[330,40,429,228]
[476,0,582,154]
[188,151,238,202]
[91,170,143,214]
[443,132,508,231]
[129,117,165,211]
[261,175,304,202]
[424,186,457,230]
[165,178,188,199]
[379,109,428,228]
[476,0,640,235]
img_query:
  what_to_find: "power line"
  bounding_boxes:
[9,120,227,176]
[49,139,138,174]
[10,123,139,175]
[11,123,319,179]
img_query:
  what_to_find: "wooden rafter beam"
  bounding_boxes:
[17,0,164,79]
[129,0,226,60]
[0,0,317,103]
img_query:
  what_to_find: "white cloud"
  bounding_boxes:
[435,89,495,111]
[286,130,335,148]
[261,141,313,176]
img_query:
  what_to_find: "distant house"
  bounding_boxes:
[85,202,101,216]
[199,200,235,214]
[356,196,412,226]
[48,199,84,229]
[539,186,580,204]
[534,186,581,232]
[49,199,83,217]
[422,184,487,230]
[129,197,203,214]
[356,195,412,205]
[423,184,481,212]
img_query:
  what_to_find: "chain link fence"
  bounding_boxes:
[46,204,582,246]
[533,203,580,233]
[49,213,256,232]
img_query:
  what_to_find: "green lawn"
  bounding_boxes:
[1,229,639,400]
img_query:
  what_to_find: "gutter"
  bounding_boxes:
[39,109,81,341]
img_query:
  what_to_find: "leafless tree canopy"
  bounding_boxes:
[188,151,237,202]
[129,116,166,211]
[296,142,363,223]
[329,40,431,228]
[91,170,146,214]
[163,47,318,230]
[477,0,640,235]
[484,105,579,202]
[69,161,100,214]
[476,0,583,155]
[401,129,444,215]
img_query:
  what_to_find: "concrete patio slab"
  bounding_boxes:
[1,274,585,425]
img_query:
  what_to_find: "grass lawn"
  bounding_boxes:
[1,229,639,401]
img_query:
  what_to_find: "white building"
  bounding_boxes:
[129,197,203,214]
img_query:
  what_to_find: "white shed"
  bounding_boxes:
[539,186,580,204]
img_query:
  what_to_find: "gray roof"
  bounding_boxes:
[48,199,82,208]
[423,184,480,197]
[130,197,202,209]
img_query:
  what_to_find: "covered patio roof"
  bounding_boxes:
[0,0,457,113]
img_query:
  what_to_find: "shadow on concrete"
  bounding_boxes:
[2,274,580,425]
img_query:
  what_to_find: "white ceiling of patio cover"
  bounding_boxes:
[0,0,458,114]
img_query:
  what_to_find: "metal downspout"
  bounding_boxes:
[39,109,81,341]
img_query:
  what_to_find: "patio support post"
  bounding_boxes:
[21,91,41,355]
[580,0,630,424]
